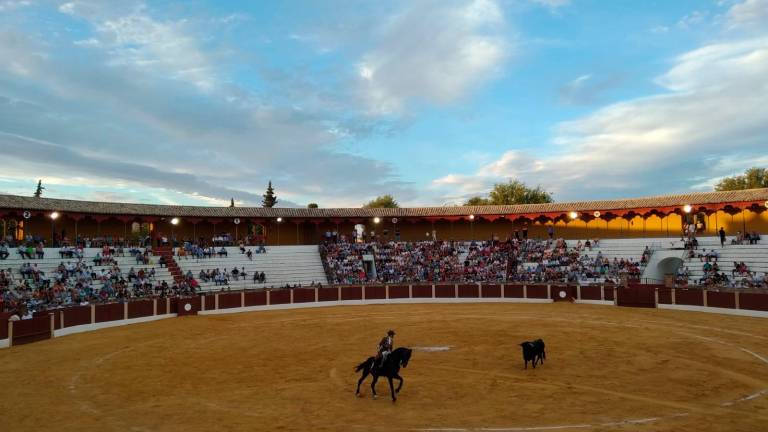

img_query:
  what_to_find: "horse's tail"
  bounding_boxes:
[355,357,372,372]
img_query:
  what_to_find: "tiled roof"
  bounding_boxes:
[0,189,766,219]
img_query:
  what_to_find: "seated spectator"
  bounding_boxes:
[246,249,253,260]
[158,256,167,268]
[0,242,8,260]
[18,245,32,259]
[218,247,228,257]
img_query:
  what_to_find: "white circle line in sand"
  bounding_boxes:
[413,346,453,352]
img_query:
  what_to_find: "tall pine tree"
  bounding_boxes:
[33,180,45,198]
[262,181,278,207]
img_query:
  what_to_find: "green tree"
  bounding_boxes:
[262,181,278,208]
[464,180,553,205]
[33,179,45,198]
[464,196,490,206]
[307,203,319,209]
[229,198,235,207]
[363,194,399,208]
[715,167,768,191]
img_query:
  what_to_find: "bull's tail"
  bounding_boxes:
[355,357,373,372]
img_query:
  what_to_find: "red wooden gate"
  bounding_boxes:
[616,284,657,308]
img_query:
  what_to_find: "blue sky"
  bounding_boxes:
[0,0,767,207]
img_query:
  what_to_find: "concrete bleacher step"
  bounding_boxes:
[175,245,328,290]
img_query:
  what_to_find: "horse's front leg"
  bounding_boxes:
[388,376,397,402]
[395,373,404,393]
[371,375,379,399]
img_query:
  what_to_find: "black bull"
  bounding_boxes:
[520,339,546,369]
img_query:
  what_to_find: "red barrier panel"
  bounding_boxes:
[270,289,291,305]
[603,286,615,301]
[388,285,409,299]
[341,286,362,301]
[435,284,455,298]
[219,293,242,309]
[552,285,575,301]
[177,297,200,316]
[739,293,768,311]
[458,284,479,298]
[412,285,432,298]
[365,285,386,300]
[617,284,656,308]
[203,295,216,310]
[675,289,704,306]
[527,285,549,299]
[63,305,91,328]
[12,315,51,345]
[293,288,315,303]
[318,287,339,302]
[168,298,179,314]
[0,316,8,340]
[657,288,673,304]
[244,291,267,306]
[504,284,524,298]
[580,285,601,300]
[32,311,62,330]
[482,284,501,298]
[706,291,735,309]
[128,300,155,319]
[95,303,124,323]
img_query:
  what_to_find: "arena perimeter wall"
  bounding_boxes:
[2,284,768,349]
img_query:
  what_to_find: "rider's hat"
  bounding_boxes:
[387,329,395,336]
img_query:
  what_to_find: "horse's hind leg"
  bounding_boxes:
[388,376,396,402]
[395,374,404,393]
[371,375,379,399]
[356,370,368,396]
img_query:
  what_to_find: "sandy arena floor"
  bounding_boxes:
[1,303,768,431]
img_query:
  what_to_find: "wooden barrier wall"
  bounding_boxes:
[4,284,768,348]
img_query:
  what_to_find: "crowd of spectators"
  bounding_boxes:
[321,238,644,286]
[0,245,195,315]
[191,267,266,286]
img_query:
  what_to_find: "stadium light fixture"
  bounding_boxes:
[593,211,601,218]
[764,201,768,209]
[50,211,60,220]
[276,217,283,223]
[468,214,475,220]
[683,204,692,214]
[170,217,179,225]
[569,211,579,220]
[373,217,381,224]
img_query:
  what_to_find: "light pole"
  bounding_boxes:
[568,211,578,239]
[50,211,59,246]
[170,217,179,247]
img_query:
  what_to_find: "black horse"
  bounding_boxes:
[355,347,412,402]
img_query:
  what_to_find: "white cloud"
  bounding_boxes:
[531,0,570,9]
[677,10,708,29]
[0,6,415,207]
[0,0,30,12]
[356,0,509,115]
[727,0,768,30]
[431,4,768,202]
[57,2,216,90]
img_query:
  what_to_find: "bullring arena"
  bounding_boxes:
[2,302,768,431]
[2,190,768,431]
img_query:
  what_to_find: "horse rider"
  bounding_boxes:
[375,329,396,369]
